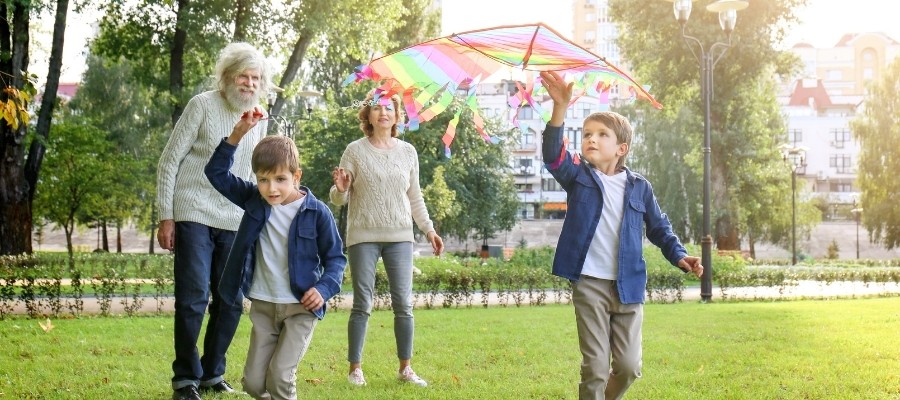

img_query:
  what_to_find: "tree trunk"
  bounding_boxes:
[232,0,249,41]
[169,0,189,126]
[101,220,109,251]
[270,31,314,119]
[116,221,122,253]
[0,1,43,256]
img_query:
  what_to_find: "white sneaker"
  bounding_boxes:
[348,368,367,386]
[398,366,428,387]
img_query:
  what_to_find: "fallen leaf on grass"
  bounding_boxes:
[39,318,54,332]
[305,378,323,385]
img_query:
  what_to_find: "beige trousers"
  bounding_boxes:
[242,300,318,400]
[573,276,643,400]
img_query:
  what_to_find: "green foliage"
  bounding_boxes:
[610,0,812,250]
[827,239,840,259]
[32,119,133,262]
[851,59,900,249]
[422,165,460,232]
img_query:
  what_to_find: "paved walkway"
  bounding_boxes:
[5,280,899,316]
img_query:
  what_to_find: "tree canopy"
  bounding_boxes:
[850,59,900,249]
[610,0,819,252]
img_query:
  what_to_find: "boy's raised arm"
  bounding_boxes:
[540,71,574,127]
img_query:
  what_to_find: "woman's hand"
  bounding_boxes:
[427,231,444,256]
[332,167,352,193]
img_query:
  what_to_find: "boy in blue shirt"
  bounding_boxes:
[205,108,347,400]
[539,71,703,400]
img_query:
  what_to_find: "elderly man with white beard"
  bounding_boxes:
[156,42,274,400]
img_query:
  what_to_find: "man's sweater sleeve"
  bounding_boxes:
[156,96,203,221]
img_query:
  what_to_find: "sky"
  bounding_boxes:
[442,0,900,48]
[35,0,900,84]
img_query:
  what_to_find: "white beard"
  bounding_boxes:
[224,85,259,111]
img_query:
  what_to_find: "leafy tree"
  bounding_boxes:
[610,0,811,250]
[92,0,234,124]
[422,165,460,233]
[850,59,900,249]
[32,118,125,266]
[67,55,169,252]
[1,0,69,255]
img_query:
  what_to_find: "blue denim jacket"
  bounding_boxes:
[542,125,687,304]
[205,139,347,319]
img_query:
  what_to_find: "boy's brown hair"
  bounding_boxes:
[584,111,633,170]
[251,136,300,175]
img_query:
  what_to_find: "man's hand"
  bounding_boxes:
[300,287,324,312]
[157,219,175,251]
[678,256,704,278]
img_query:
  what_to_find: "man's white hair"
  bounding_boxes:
[214,42,274,100]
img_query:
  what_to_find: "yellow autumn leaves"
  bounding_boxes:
[2,87,30,130]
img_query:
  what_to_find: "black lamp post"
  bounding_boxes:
[664,0,748,302]
[851,203,863,259]
[780,144,807,265]
[267,90,322,138]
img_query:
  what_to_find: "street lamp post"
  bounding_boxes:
[267,90,322,138]
[851,203,863,259]
[780,144,807,265]
[665,0,748,302]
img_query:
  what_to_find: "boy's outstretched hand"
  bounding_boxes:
[678,256,704,278]
[540,70,574,127]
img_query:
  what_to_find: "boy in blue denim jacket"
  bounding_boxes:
[205,108,346,400]
[539,71,703,400]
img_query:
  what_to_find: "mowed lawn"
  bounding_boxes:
[1,297,898,399]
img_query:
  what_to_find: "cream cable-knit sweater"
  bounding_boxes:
[156,90,266,231]
[329,137,435,247]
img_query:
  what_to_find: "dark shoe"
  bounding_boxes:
[172,385,201,400]
[201,380,236,393]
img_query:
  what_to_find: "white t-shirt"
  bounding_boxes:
[248,194,305,303]
[581,170,627,280]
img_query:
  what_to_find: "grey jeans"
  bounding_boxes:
[347,242,415,363]
[242,300,318,400]
[573,276,643,400]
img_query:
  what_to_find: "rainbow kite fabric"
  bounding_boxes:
[343,23,661,156]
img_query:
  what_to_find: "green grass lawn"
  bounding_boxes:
[1,297,898,399]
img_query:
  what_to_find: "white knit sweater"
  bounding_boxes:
[329,137,435,247]
[156,90,266,230]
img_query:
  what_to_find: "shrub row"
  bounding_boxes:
[2,251,899,319]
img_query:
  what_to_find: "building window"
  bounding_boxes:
[586,13,594,22]
[863,67,873,80]
[827,70,842,80]
[522,129,534,146]
[829,154,852,173]
[517,106,534,120]
[544,178,562,192]
[565,127,582,152]
[787,129,802,143]
[830,182,852,192]
[831,128,851,148]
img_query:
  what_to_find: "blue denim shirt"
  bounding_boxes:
[543,124,687,304]
[205,139,347,319]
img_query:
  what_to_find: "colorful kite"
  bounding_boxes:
[344,23,661,157]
